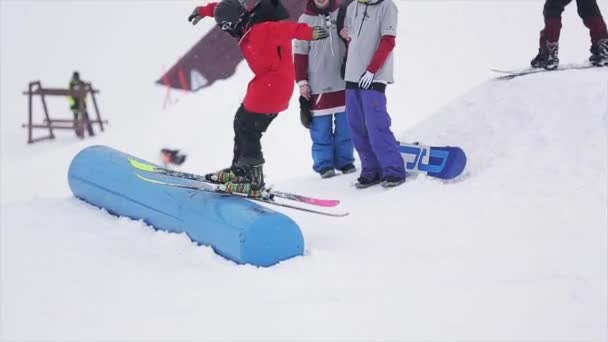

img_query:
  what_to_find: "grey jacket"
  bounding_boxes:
[344,0,398,84]
[294,8,347,95]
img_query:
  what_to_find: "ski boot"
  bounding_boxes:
[222,164,269,199]
[204,166,249,184]
[223,183,269,199]
[589,38,608,66]
[531,39,559,70]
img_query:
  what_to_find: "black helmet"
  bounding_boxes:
[214,0,248,38]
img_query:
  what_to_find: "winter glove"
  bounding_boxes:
[359,70,375,89]
[312,26,329,40]
[188,7,204,25]
[299,96,313,129]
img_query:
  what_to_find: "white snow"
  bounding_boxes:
[1,1,607,341]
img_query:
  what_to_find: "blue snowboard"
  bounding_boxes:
[399,142,467,180]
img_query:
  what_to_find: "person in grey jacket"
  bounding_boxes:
[294,0,356,179]
[342,0,405,188]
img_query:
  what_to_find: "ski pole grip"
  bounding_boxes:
[67,145,304,267]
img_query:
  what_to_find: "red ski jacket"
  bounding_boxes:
[199,2,315,114]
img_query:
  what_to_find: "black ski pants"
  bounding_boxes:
[544,0,603,20]
[232,104,277,167]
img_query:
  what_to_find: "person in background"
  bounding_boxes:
[531,0,608,69]
[187,0,329,197]
[68,71,95,137]
[341,0,405,188]
[294,0,355,179]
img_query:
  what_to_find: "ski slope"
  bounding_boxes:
[1,1,607,341]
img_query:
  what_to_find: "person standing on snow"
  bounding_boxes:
[294,0,356,179]
[68,71,95,138]
[341,0,405,188]
[187,0,329,197]
[531,0,608,69]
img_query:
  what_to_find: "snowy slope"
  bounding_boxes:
[2,1,607,341]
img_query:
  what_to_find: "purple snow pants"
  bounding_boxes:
[346,89,405,180]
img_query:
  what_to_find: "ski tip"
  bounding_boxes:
[128,157,157,172]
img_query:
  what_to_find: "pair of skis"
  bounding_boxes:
[128,158,348,217]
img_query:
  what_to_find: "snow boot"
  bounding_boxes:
[320,168,336,179]
[381,175,405,188]
[340,164,357,175]
[589,38,608,66]
[354,175,381,189]
[531,39,559,70]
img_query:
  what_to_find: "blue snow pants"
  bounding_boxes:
[309,112,355,174]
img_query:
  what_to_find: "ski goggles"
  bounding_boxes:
[218,17,247,38]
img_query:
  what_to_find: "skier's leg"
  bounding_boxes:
[309,114,335,177]
[207,104,261,184]
[72,110,82,137]
[346,89,381,182]
[332,111,355,173]
[542,0,570,42]
[231,105,242,167]
[541,0,572,42]
[83,111,95,136]
[576,0,608,42]
[233,106,276,167]
[575,0,608,65]
[231,105,277,190]
[359,89,405,183]
[532,0,569,69]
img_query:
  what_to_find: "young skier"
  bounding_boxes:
[342,0,405,188]
[187,0,329,196]
[294,0,356,179]
[531,0,608,69]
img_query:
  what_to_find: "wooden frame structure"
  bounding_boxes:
[22,81,108,144]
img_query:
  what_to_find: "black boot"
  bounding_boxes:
[531,38,559,70]
[590,38,608,66]
[223,164,267,198]
[244,164,265,190]
[205,166,249,184]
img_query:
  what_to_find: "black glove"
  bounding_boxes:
[299,96,313,129]
[312,26,329,40]
[188,7,203,25]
